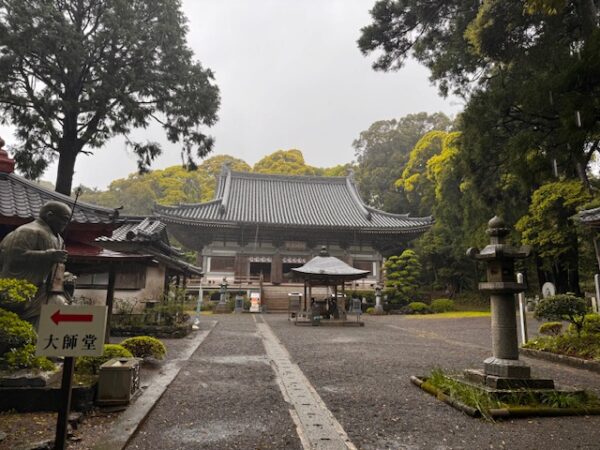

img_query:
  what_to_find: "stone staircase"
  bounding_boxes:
[262,284,330,312]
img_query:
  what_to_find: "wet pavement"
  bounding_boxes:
[121,313,600,449]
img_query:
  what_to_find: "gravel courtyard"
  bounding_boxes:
[125,313,600,450]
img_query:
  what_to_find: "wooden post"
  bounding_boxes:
[303,280,308,312]
[54,356,75,450]
[104,264,116,344]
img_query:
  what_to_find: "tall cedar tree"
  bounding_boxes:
[0,0,220,195]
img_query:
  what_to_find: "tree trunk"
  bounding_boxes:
[55,148,78,196]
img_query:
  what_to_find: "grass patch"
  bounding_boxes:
[405,311,491,319]
[423,369,599,420]
[523,333,600,360]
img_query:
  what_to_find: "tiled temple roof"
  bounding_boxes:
[156,166,432,232]
[0,171,118,225]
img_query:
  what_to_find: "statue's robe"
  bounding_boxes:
[0,218,63,323]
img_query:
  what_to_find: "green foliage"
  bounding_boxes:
[120,336,166,360]
[406,302,431,314]
[0,307,36,351]
[430,299,455,313]
[352,112,452,214]
[0,279,37,311]
[253,149,319,176]
[0,0,220,194]
[534,294,588,335]
[539,322,563,336]
[359,0,600,297]
[75,344,133,375]
[366,307,375,314]
[516,181,591,292]
[581,314,600,335]
[383,249,422,304]
[1,344,55,371]
[524,334,600,360]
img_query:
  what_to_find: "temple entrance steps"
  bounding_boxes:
[262,284,329,313]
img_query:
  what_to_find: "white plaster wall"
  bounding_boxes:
[73,265,165,312]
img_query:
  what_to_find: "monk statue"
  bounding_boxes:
[0,201,71,327]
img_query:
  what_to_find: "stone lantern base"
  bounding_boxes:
[464,368,555,390]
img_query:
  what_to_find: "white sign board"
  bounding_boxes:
[249,292,261,313]
[36,305,107,357]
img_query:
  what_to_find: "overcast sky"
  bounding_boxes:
[1,0,462,190]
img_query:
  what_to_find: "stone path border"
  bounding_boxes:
[255,315,356,450]
[93,321,217,450]
[520,348,600,374]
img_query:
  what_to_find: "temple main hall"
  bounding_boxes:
[156,166,432,310]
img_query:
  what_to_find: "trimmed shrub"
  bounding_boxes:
[2,344,55,371]
[121,336,166,360]
[0,279,37,312]
[431,298,455,313]
[406,302,432,314]
[0,307,36,351]
[75,344,133,375]
[534,294,588,335]
[366,307,375,315]
[539,322,563,336]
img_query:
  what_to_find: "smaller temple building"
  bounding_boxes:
[156,166,432,310]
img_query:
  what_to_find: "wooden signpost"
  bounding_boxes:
[36,305,107,450]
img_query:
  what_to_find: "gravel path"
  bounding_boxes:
[125,315,302,450]
[265,314,600,450]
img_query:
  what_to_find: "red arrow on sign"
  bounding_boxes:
[51,310,94,325]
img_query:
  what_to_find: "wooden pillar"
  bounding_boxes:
[235,254,248,280]
[104,264,116,344]
[271,253,283,285]
[303,280,308,312]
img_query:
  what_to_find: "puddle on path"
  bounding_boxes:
[196,355,269,365]
[168,419,267,445]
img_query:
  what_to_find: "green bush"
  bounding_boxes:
[0,307,36,351]
[539,322,563,336]
[578,313,600,335]
[0,279,37,311]
[431,298,455,313]
[406,302,432,314]
[120,336,166,360]
[523,334,600,360]
[366,307,375,314]
[1,344,55,371]
[534,294,588,335]
[75,344,133,375]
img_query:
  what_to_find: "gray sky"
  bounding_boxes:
[1,0,462,190]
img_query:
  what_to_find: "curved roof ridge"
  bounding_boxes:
[156,198,223,210]
[229,170,347,183]
[365,205,432,221]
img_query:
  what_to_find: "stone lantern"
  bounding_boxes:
[467,216,553,388]
[214,277,230,313]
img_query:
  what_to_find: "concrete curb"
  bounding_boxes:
[93,320,217,450]
[519,347,600,374]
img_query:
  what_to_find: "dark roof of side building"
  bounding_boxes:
[96,217,203,276]
[155,166,432,232]
[0,172,118,225]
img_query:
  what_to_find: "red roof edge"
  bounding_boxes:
[0,137,15,174]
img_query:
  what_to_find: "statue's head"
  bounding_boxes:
[39,201,72,234]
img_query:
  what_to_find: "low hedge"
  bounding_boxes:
[120,336,166,360]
